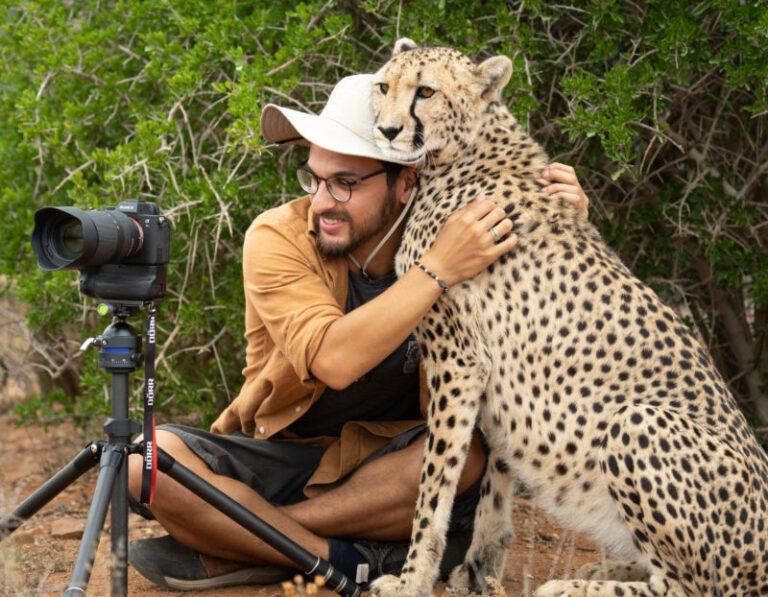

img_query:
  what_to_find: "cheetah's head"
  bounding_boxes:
[372,38,512,166]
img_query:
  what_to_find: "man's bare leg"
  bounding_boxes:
[284,431,486,541]
[128,430,327,567]
[128,429,485,566]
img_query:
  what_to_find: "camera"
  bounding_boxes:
[31,200,170,301]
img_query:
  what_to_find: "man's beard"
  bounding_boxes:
[314,186,398,258]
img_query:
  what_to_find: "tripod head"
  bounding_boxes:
[80,301,154,373]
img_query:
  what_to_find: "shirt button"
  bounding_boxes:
[258,425,266,435]
[294,405,302,413]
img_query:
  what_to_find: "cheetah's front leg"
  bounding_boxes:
[448,430,517,592]
[370,335,488,597]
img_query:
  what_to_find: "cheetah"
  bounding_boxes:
[368,38,768,597]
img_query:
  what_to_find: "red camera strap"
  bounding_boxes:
[140,306,158,505]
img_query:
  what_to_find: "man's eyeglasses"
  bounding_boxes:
[296,166,386,203]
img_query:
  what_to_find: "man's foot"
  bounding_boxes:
[352,529,473,586]
[128,534,295,590]
[351,539,409,585]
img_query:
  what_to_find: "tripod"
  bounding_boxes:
[0,306,361,596]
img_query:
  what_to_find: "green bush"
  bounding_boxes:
[1,0,766,429]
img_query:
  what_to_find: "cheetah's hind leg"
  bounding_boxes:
[533,577,686,597]
[597,402,768,595]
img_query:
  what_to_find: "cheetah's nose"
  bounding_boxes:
[378,125,403,141]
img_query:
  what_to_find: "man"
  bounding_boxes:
[127,74,589,590]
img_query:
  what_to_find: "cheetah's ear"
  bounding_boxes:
[392,37,418,57]
[477,55,513,100]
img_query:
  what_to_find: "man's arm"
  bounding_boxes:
[312,197,516,389]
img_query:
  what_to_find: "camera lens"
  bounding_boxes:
[54,218,84,260]
[31,206,143,271]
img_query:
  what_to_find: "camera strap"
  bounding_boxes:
[140,305,158,505]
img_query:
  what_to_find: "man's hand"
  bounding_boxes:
[421,196,517,287]
[538,162,590,216]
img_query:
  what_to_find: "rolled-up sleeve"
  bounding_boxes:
[244,222,344,384]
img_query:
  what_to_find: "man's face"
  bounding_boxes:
[307,145,397,258]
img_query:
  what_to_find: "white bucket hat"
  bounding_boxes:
[260,74,419,166]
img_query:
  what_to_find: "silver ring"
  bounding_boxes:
[490,225,501,241]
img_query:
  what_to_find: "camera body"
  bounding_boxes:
[80,201,170,300]
[110,200,170,266]
[31,199,170,302]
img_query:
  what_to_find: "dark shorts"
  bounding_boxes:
[131,423,480,534]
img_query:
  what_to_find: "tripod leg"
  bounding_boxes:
[64,443,124,597]
[157,448,362,597]
[111,446,129,595]
[0,444,100,540]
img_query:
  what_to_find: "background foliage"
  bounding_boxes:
[1,0,766,431]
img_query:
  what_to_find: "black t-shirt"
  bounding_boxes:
[288,269,421,438]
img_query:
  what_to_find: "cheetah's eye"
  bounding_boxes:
[416,86,435,99]
[378,83,389,95]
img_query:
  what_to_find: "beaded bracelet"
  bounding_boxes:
[415,260,449,293]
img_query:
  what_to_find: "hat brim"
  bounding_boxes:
[260,104,420,166]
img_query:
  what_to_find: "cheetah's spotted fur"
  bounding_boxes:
[368,39,768,597]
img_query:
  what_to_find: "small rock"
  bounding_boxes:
[11,531,35,546]
[50,518,83,539]
[536,531,558,542]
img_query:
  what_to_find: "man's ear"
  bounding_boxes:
[398,167,418,205]
[392,37,418,57]
[477,55,512,100]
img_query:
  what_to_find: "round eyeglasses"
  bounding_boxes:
[296,166,386,203]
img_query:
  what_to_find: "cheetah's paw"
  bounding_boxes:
[574,560,648,582]
[533,579,585,597]
[369,573,432,597]
[447,563,471,590]
[368,574,404,597]
[447,562,489,594]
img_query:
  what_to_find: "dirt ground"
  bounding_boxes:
[0,410,607,597]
